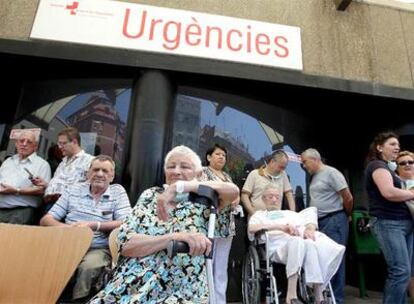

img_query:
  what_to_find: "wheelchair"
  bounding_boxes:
[242,230,336,304]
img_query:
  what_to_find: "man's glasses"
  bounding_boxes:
[398,160,414,166]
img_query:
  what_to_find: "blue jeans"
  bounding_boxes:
[370,217,413,304]
[318,211,348,304]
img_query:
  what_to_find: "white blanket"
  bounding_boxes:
[249,207,345,287]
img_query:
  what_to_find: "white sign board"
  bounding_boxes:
[10,128,42,141]
[31,0,303,70]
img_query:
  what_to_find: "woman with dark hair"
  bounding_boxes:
[199,143,240,304]
[365,132,414,304]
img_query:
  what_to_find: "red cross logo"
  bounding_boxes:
[66,1,79,15]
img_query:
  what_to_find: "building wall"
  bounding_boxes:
[1,0,413,90]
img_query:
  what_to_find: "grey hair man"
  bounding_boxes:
[40,155,131,302]
[0,130,51,224]
[300,148,353,304]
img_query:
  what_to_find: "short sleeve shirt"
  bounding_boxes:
[242,167,292,211]
[199,167,235,237]
[0,153,51,208]
[309,165,348,218]
[89,187,210,303]
[45,150,94,195]
[48,182,131,248]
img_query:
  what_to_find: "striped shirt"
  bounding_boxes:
[48,182,131,249]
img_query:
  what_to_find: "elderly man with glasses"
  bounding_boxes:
[0,130,51,224]
[32,127,94,211]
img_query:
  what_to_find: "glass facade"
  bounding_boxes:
[2,84,132,178]
[172,90,309,209]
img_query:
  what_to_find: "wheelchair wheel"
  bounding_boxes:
[322,284,335,304]
[242,246,261,304]
[297,270,313,304]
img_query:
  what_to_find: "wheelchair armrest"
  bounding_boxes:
[254,229,268,239]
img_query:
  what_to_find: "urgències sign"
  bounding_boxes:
[31,0,303,70]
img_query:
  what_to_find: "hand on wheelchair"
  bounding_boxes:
[173,232,212,256]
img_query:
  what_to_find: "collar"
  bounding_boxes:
[258,166,266,177]
[258,166,282,179]
[13,152,37,164]
[81,183,111,200]
[64,149,85,163]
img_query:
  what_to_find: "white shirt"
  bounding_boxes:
[45,150,94,196]
[0,153,51,208]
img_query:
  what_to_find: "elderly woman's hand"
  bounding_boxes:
[174,232,212,256]
[157,186,177,221]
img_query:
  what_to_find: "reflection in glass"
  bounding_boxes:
[5,88,131,178]
[172,94,307,207]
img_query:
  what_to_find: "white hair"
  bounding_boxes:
[164,145,202,173]
[18,130,38,143]
[301,148,321,160]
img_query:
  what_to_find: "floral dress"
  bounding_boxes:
[89,187,210,304]
[199,167,235,238]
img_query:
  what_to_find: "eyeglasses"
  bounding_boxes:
[398,160,414,166]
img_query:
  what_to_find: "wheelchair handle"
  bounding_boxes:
[254,229,268,239]
[167,240,214,259]
[188,185,219,214]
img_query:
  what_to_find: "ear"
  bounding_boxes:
[376,145,383,153]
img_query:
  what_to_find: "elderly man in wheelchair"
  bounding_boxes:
[246,184,345,304]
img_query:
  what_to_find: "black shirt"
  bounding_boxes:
[365,160,411,220]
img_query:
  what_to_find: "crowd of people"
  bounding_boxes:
[2,127,414,303]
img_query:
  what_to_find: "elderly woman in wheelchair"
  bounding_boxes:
[247,184,345,304]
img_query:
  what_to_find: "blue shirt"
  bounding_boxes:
[48,182,132,248]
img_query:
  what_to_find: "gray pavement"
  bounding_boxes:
[229,285,383,304]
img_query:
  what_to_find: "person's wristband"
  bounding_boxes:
[95,222,101,232]
[176,181,185,194]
